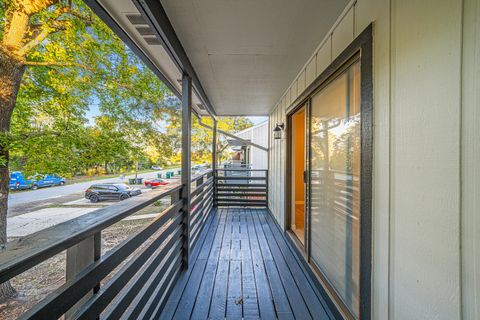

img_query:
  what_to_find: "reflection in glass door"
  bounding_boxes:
[310,60,361,317]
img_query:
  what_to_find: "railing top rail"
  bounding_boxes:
[215,168,268,172]
[191,169,213,182]
[0,184,183,284]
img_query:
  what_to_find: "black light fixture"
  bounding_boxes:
[273,123,285,140]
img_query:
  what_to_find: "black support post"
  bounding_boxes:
[212,120,217,207]
[181,74,192,269]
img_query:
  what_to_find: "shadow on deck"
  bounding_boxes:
[161,208,335,319]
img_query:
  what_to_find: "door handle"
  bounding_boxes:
[303,170,307,183]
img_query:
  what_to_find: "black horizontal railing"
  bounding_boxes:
[310,169,360,220]
[214,169,268,207]
[190,170,214,249]
[0,169,215,320]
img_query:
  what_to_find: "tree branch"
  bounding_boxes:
[18,3,91,56]
[13,130,62,140]
[24,60,94,71]
[18,27,53,56]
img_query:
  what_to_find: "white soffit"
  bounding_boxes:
[97,0,207,115]
[161,0,349,116]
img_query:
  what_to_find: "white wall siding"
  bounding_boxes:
[267,0,470,318]
[269,102,286,225]
[251,124,268,170]
[235,122,268,170]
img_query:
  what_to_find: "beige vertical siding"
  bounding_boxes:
[305,54,317,88]
[331,8,354,58]
[390,0,462,318]
[268,0,472,318]
[461,0,480,318]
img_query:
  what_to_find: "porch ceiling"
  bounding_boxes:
[161,0,349,116]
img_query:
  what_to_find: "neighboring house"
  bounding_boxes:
[226,121,268,171]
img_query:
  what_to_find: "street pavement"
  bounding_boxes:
[5,167,216,239]
[8,168,179,208]
[8,207,100,237]
[6,169,181,238]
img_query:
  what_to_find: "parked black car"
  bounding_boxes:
[85,183,141,203]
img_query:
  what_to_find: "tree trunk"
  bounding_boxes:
[104,161,108,175]
[0,47,26,301]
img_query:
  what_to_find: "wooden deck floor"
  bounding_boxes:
[161,208,334,319]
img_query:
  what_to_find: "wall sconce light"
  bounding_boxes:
[273,123,285,140]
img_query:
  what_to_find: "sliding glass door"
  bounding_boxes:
[309,59,361,317]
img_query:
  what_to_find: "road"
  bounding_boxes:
[8,168,179,209]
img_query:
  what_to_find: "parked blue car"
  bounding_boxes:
[31,173,66,190]
[9,171,32,190]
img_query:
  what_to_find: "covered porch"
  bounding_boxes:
[0,0,477,319]
[0,169,337,319]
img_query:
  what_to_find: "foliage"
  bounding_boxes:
[162,102,253,167]
[1,0,254,179]
[2,0,178,177]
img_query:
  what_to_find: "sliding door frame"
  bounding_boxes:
[285,103,308,256]
[284,24,373,320]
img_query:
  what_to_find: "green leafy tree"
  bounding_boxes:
[163,107,253,167]
[0,0,102,299]
[0,0,173,299]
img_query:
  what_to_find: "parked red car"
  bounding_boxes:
[144,179,170,188]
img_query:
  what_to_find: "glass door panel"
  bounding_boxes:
[290,106,306,245]
[310,60,361,317]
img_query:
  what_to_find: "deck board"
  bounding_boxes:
[161,208,218,319]
[244,209,276,319]
[190,209,228,319]
[161,208,333,320]
[209,210,233,319]
[240,212,260,320]
[172,209,226,319]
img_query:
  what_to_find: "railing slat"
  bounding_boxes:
[215,188,267,193]
[216,198,267,203]
[215,176,266,180]
[73,216,183,320]
[121,241,182,319]
[216,183,267,188]
[191,182,213,208]
[191,176,213,197]
[216,192,266,197]
[18,199,183,320]
[149,259,183,319]
[190,169,213,183]
[215,169,267,172]
[100,236,183,320]
[214,169,268,208]
[190,194,214,249]
[0,185,182,284]
[216,202,266,207]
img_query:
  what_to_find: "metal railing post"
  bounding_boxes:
[181,74,192,269]
[65,232,101,319]
[212,120,217,207]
